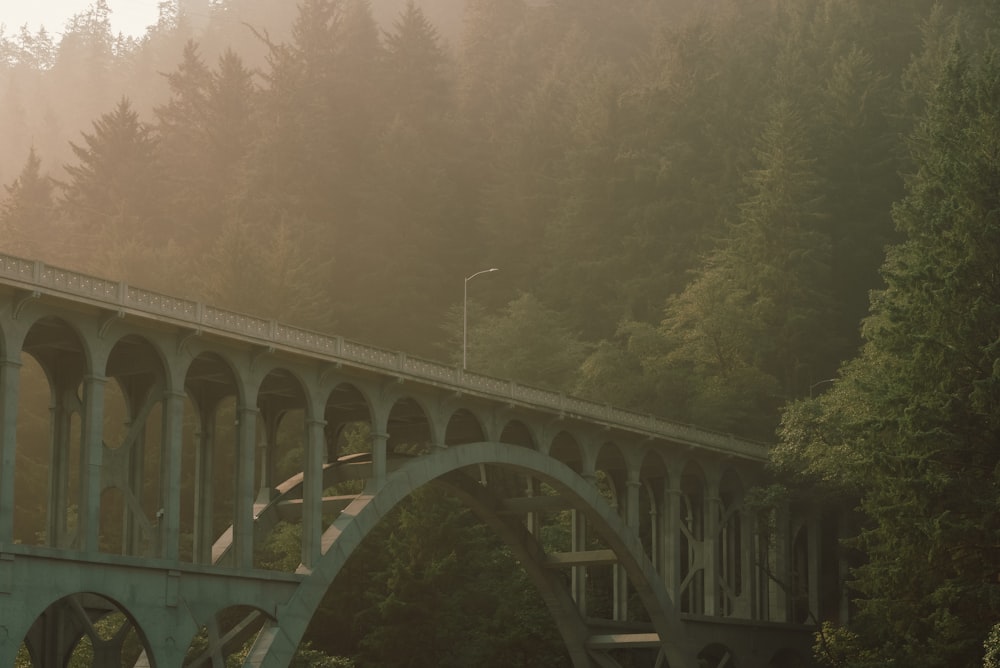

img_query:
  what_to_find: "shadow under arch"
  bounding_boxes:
[245,441,695,668]
[21,592,152,667]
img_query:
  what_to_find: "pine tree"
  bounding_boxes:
[778,46,1000,668]
[60,97,169,286]
[0,147,56,257]
[654,99,833,436]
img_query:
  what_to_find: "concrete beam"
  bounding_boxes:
[545,549,618,568]
[586,633,661,649]
[277,495,356,523]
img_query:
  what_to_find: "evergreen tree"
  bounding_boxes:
[60,97,171,287]
[777,46,1000,668]
[0,147,56,258]
[651,99,833,436]
[355,488,569,667]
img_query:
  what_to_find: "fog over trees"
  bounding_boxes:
[3,0,1000,666]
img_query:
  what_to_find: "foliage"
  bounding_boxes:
[353,486,570,667]
[778,43,1000,668]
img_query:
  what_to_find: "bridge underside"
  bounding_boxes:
[2,446,815,668]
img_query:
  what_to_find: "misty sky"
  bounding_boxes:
[2,1,160,37]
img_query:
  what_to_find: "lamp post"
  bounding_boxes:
[809,378,837,397]
[463,267,499,369]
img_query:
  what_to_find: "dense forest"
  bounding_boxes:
[3,0,1000,666]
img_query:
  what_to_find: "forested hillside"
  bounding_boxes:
[3,0,1000,666]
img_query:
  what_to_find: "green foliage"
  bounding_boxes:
[778,43,1000,668]
[984,623,1000,668]
[465,292,589,389]
[353,487,569,667]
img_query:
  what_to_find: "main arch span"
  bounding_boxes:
[0,253,837,667]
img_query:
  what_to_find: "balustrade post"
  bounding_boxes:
[0,357,20,545]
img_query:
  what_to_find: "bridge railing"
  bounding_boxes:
[0,253,769,460]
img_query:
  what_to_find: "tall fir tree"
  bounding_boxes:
[0,147,56,258]
[777,45,1000,668]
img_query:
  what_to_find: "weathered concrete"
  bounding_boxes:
[0,253,830,667]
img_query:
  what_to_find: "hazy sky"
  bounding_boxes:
[2,1,161,37]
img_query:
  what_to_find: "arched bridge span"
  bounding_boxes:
[0,254,835,667]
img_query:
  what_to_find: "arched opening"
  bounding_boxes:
[20,593,151,667]
[387,396,432,456]
[102,334,167,558]
[255,367,307,503]
[444,408,485,445]
[19,316,87,550]
[13,352,50,546]
[322,383,373,526]
[237,444,682,668]
[767,647,810,668]
[183,352,240,565]
[499,419,535,449]
[698,642,737,668]
[184,604,271,666]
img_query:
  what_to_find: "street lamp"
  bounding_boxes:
[463,267,499,369]
[809,378,837,397]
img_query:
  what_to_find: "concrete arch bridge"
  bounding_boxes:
[0,254,843,667]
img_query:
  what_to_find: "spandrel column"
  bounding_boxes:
[79,374,106,554]
[0,356,20,545]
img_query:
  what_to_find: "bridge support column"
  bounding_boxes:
[0,357,20,545]
[614,476,642,621]
[703,479,720,617]
[302,417,326,569]
[193,408,215,564]
[80,374,107,554]
[48,381,76,549]
[124,388,148,556]
[572,471,597,616]
[663,482,680,603]
[372,431,388,486]
[160,389,186,561]
[235,405,259,568]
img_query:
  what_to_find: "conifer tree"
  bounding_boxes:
[0,147,56,258]
[778,46,1000,668]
